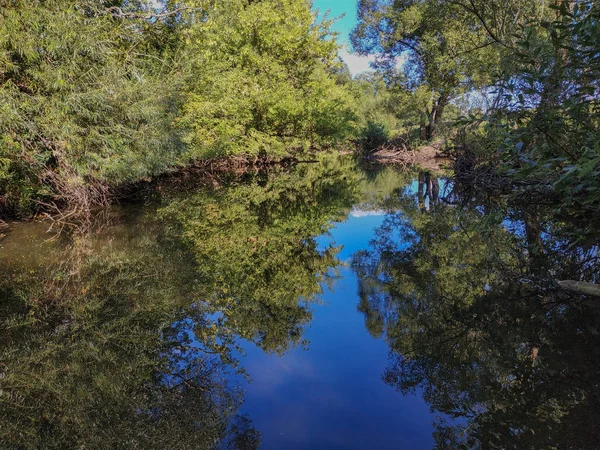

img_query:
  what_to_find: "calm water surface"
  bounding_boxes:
[1,156,599,449]
[238,209,435,450]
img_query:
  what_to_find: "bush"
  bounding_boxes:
[359,121,389,154]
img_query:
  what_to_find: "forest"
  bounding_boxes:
[1,0,599,233]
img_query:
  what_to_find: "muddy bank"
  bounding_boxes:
[362,145,452,172]
[2,154,319,225]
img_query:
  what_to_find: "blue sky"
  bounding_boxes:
[311,0,376,76]
[312,0,358,45]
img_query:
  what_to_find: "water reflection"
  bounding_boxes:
[2,159,599,449]
[1,220,258,448]
[156,156,362,354]
[0,155,361,448]
[352,173,600,449]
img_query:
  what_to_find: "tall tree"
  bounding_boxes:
[351,0,524,140]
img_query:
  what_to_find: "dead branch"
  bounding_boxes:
[558,280,600,298]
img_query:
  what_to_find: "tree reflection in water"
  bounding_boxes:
[0,155,360,449]
[3,160,599,449]
[353,172,600,449]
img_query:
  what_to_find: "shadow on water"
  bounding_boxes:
[1,155,599,449]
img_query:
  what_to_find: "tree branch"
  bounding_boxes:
[452,39,496,58]
[447,0,512,49]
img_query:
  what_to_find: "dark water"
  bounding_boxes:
[1,155,599,449]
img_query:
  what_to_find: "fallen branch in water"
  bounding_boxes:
[365,140,450,171]
[558,280,600,298]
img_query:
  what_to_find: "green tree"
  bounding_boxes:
[487,1,600,238]
[351,0,501,140]
[179,0,358,159]
[0,0,363,219]
[0,0,183,216]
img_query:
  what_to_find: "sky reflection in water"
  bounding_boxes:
[3,159,598,449]
[236,207,435,450]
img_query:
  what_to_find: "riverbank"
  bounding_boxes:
[0,153,323,224]
[363,144,452,172]
[1,145,456,230]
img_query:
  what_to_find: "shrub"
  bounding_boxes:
[359,121,389,154]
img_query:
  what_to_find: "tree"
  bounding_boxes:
[0,0,183,216]
[490,1,600,237]
[178,0,358,158]
[351,0,501,140]
[0,0,362,219]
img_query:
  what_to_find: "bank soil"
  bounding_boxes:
[368,145,451,171]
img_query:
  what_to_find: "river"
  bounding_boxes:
[1,155,598,449]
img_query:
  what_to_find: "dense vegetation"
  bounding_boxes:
[352,0,600,238]
[0,0,362,217]
[2,0,599,445]
[2,0,598,230]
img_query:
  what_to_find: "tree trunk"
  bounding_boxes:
[425,94,449,141]
[417,172,426,211]
[522,207,544,271]
[558,280,600,298]
[419,114,427,141]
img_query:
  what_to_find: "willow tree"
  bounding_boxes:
[0,0,186,216]
[351,0,508,140]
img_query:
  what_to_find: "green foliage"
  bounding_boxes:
[0,0,361,218]
[358,121,389,154]
[490,1,600,236]
[352,174,600,449]
[178,0,358,159]
[352,0,503,140]
[352,0,599,236]
[0,0,183,214]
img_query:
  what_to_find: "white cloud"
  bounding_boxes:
[339,48,376,76]
[349,209,386,217]
[339,48,408,77]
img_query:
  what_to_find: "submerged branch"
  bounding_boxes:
[558,280,600,298]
